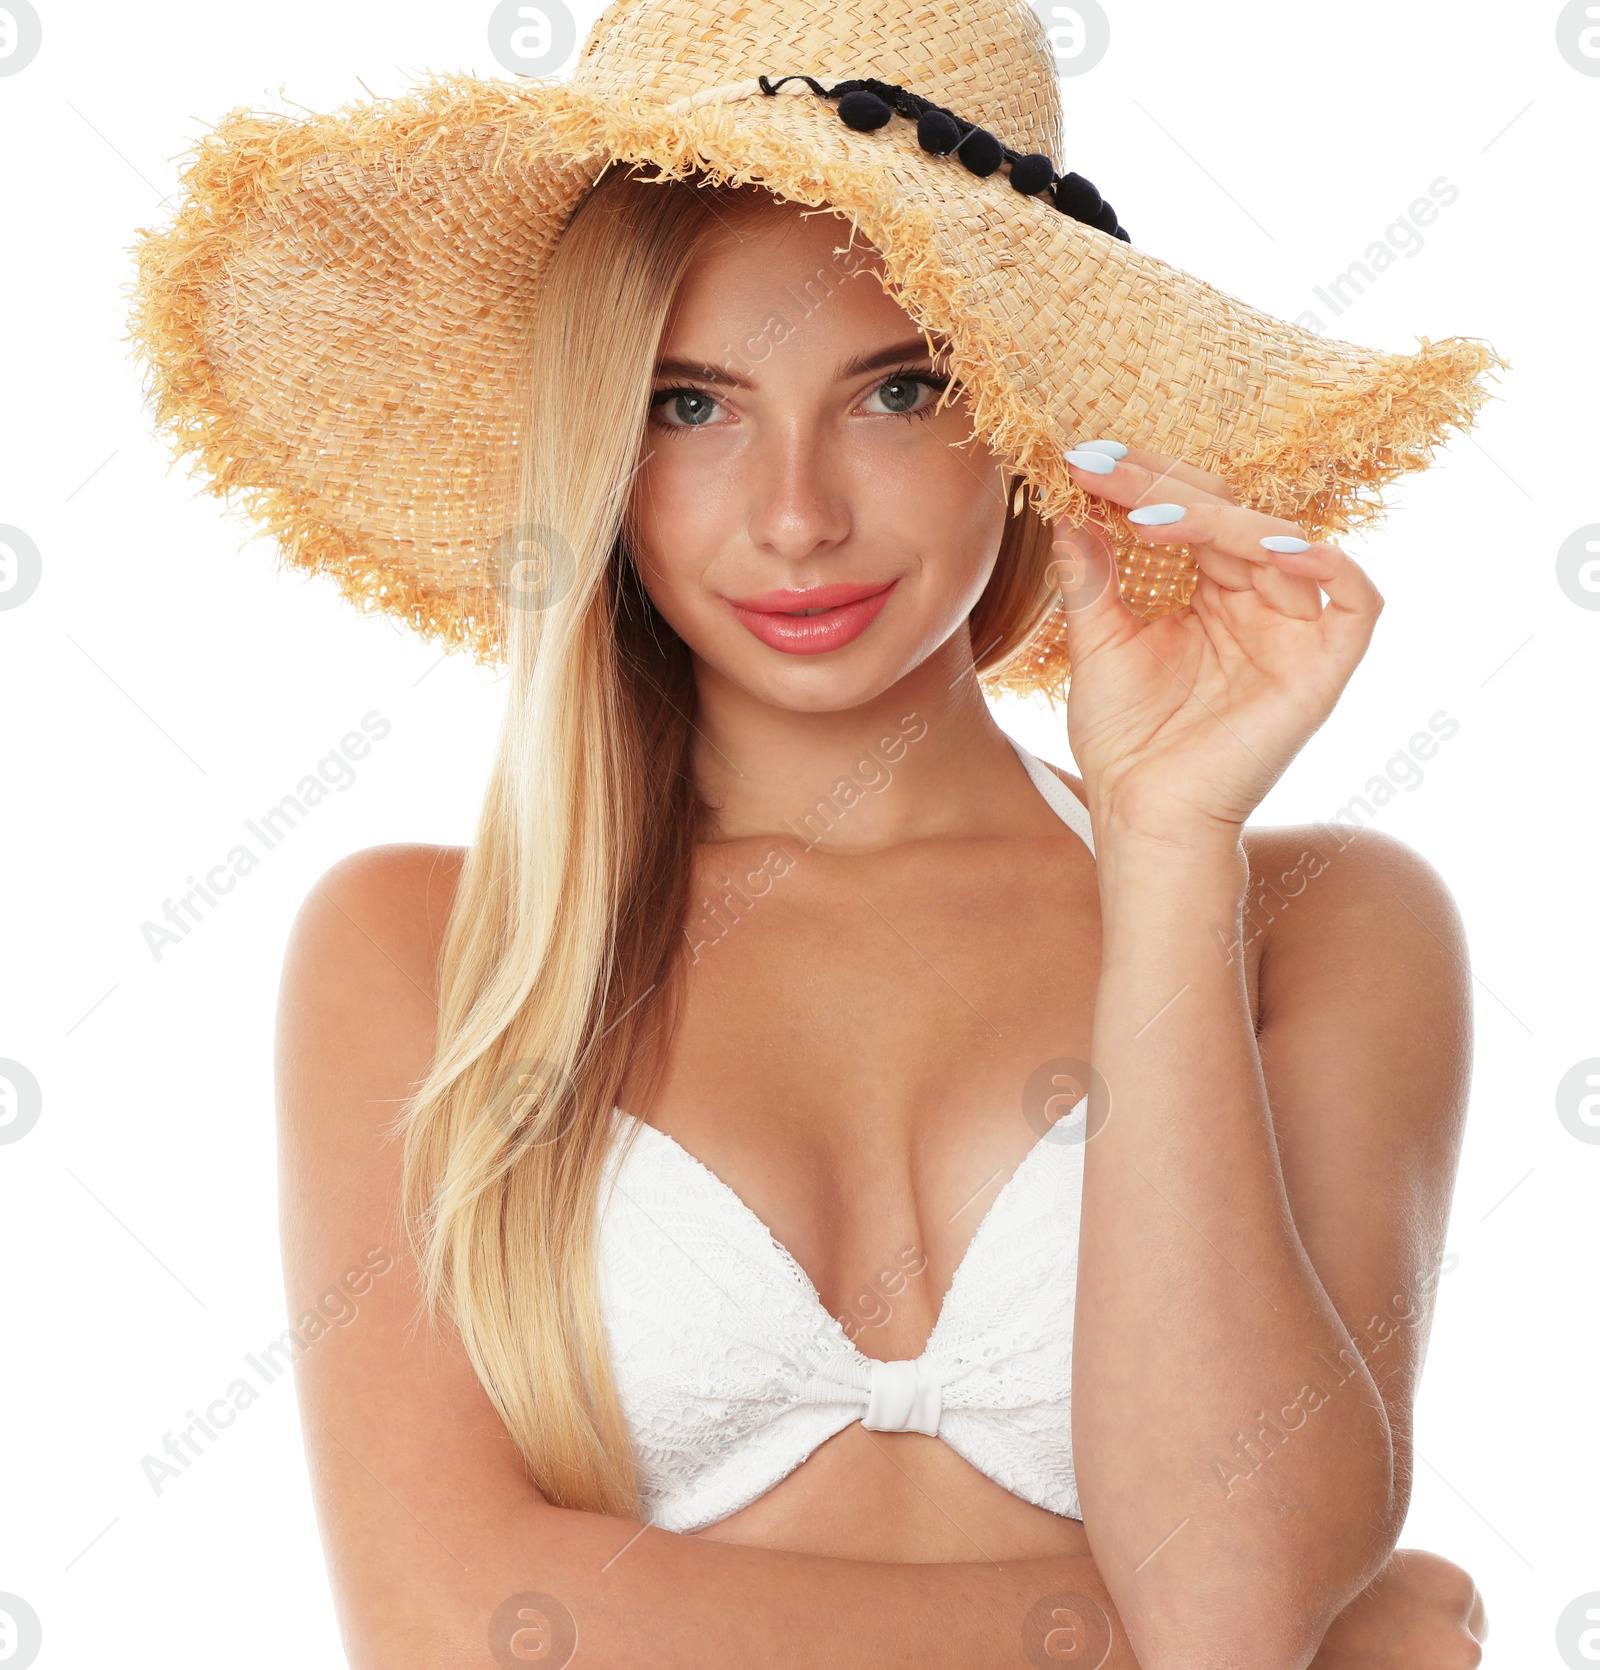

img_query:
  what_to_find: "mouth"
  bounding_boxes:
[723,580,899,657]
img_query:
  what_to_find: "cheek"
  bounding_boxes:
[878,437,1009,599]
[874,405,1007,516]
[628,448,734,605]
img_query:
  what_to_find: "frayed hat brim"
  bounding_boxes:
[127,66,1507,694]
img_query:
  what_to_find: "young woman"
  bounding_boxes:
[124,2,1506,1660]
[273,166,1486,1668]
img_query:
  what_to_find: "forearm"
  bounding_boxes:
[349,1499,1142,1669]
[1073,830,1396,1669]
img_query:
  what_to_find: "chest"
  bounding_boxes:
[618,830,1262,1356]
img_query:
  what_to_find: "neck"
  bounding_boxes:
[686,632,1061,850]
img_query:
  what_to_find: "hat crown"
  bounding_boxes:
[571,0,1064,157]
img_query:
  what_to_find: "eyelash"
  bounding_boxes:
[647,366,954,437]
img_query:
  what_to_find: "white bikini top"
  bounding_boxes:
[595,736,1095,1533]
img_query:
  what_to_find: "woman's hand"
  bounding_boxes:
[1311,1548,1488,1667]
[1049,443,1383,848]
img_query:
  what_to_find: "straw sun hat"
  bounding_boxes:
[128,0,1505,698]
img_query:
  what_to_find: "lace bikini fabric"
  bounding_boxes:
[594,736,1095,1533]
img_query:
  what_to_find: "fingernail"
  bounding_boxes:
[1260,535,1312,553]
[1065,448,1118,475]
[1128,503,1188,526]
[1078,440,1128,459]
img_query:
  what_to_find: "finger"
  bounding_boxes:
[1071,441,1237,503]
[1181,544,1261,594]
[1067,454,1323,618]
[1115,499,1328,621]
[1202,554,1329,627]
[1065,450,1234,512]
[1259,537,1382,613]
[1196,540,1324,621]
[1260,538,1385,656]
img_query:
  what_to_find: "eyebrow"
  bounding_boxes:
[652,335,949,390]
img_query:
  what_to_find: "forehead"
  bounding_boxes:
[660,200,935,363]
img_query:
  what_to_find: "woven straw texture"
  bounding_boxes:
[128,0,1507,698]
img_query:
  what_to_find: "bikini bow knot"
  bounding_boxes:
[862,1356,943,1436]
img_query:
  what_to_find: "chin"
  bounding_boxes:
[734,654,908,715]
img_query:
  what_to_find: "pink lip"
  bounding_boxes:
[723,580,899,656]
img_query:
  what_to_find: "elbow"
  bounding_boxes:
[1121,1508,1401,1670]
[1126,1612,1331,1670]
[346,1625,486,1670]
[1105,1403,1405,1670]
[341,1596,497,1670]
[344,1625,441,1670]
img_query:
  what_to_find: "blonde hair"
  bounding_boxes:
[393,162,1064,1516]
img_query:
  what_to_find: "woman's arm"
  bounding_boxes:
[1052,451,1473,1670]
[1075,824,1467,1669]
[276,844,1141,1670]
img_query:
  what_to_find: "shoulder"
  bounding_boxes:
[283,842,466,989]
[1242,822,1472,1117]
[1242,821,1468,969]
[275,844,467,1135]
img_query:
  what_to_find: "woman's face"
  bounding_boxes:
[627,200,1013,714]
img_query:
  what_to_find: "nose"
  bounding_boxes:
[743,420,854,566]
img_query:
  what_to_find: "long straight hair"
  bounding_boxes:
[392,163,1064,1516]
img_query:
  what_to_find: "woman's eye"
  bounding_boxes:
[864,373,948,419]
[650,388,726,430]
[648,372,952,433]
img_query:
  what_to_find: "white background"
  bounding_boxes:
[1,2,1595,1664]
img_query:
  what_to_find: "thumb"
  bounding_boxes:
[1048,521,1136,663]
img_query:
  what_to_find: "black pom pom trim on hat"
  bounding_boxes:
[757,74,1132,244]
[917,109,962,156]
[1008,154,1056,197]
[837,89,893,131]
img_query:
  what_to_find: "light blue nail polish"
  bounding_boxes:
[1128,503,1188,526]
[1078,440,1128,459]
[1065,448,1117,475]
[1260,535,1312,553]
